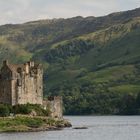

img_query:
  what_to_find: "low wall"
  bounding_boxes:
[43,96,63,119]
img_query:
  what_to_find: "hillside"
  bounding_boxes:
[0,8,140,115]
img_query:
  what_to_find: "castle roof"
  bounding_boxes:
[7,64,25,72]
[0,60,42,75]
[1,60,42,74]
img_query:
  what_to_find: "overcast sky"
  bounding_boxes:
[0,0,140,25]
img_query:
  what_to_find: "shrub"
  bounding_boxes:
[0,104,51,117]
[26,104,51,116]
[13,104,51,116]
[15,117,44,128]
[13,104,31,114]
[41,106,51,116]
[0,104,10,117]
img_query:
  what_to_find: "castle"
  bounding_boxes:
[0,60,62,118]
[0,60,43,105]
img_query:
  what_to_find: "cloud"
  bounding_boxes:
[0,0,140,25]
[0,0,31,24]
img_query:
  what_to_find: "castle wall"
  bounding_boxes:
[0,61,43,106]
[0,80,12,104]
[11,79,17,105]
[44,97,63,119]
[17,67,43,105]
[0,65,12,104]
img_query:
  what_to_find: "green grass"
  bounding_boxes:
[0,116,44,132]
[109,85,140,94]
[79,65,135,83]
[0,116,69,132]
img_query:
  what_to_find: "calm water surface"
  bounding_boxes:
[0,116,140,140]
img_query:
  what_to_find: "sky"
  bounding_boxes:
[0,0,140,25]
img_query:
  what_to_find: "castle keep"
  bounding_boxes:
[0,60,63,118]
[0,60,43,105]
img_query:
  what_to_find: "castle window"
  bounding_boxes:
[17,68,22,73]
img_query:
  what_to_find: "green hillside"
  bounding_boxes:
[0,8,140,115]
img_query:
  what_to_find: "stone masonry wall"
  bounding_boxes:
[44,96,63,119]
[0,65,12,104]
[17,68,43,105]
[0,61,43,106]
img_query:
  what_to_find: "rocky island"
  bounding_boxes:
[0,115,71,133]
[0,60,71,132]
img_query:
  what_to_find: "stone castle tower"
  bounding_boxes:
[0,60,63,118]
[0,60,43,105]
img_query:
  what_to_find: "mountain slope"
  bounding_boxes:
[0,8,140,114]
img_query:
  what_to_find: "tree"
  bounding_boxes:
[119,94,136,115]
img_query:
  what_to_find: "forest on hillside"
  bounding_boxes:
[0,8,140,115]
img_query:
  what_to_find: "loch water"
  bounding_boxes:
[0,116,140,140]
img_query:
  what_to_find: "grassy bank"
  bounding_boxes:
[0,116,71,132]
